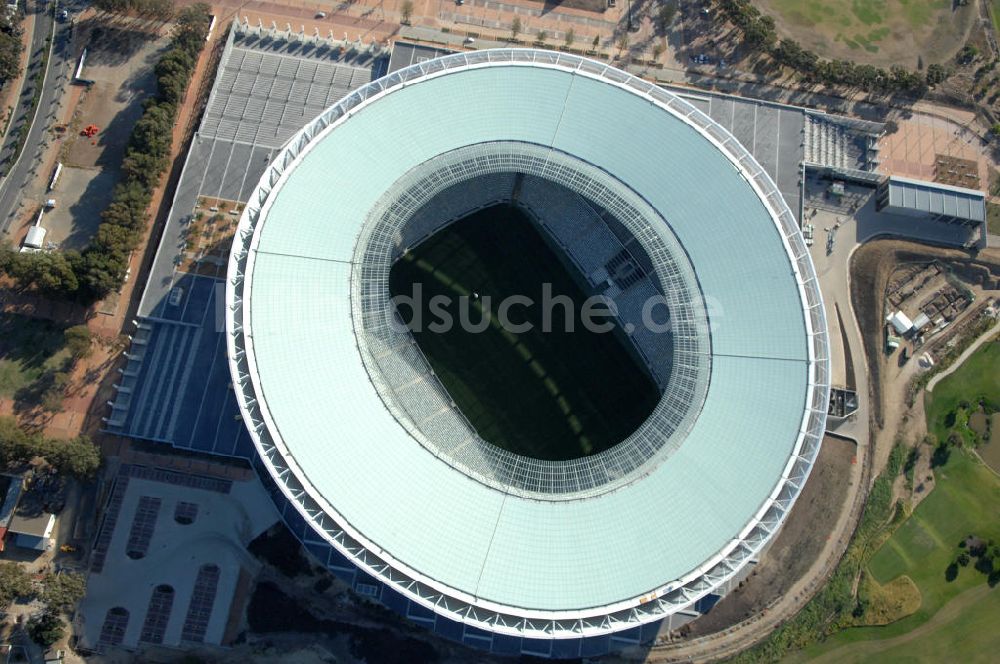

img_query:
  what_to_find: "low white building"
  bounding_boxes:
[887,310,914,335]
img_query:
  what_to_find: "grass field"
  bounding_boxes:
[794,449,1000,661]
[0,314,71,399]
[924,338,1000,445]
[758,0,973,66]
[389,205,659,461]
[987,203,1000,237]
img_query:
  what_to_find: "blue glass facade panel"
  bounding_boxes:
[304,541,331,565]
[406,601,436,624]
[380,588,410,617]
[490,634,521,656]
[551,637,582,658]
[248,450,664,658]
[580,633,612,657]
[520,637,554,657]
[610,626,643,645]
[695,593,721,614]
[434,615,464,643]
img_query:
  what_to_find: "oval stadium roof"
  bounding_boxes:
[226,49,830,638]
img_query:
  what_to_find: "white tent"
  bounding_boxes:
[24,225,46,249]
[887,310,913,335]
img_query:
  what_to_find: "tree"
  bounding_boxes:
[616,33,628,55]
[0,563,33,610]
[400,0,413,25]
[564,28,575,48]
[931,441,951,467]
[592,34,600,50]
[958,44,978,65]
[45,436,102,479]
[658,1,676,33]
[0,14,24,84]
[537,30,548,44]
[510,17,521,41]
[653,42,665,61]
[64,325,92,360]
[40,572,87,614]
[4,251,79,296]
[93,0,130,14]
[0,416,39,465]
[926,63,948,86]
[147,0,176,20]
[173,4,212,50]
[39,370,70,413]
[0,417,101,479]
[27,611,64,648]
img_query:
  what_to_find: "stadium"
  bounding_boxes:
[225,49,830,657]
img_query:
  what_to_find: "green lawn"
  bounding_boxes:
[0,314,71,398]
[987,202,1000,237]
[924,338,1000,443]
[794,450,1000,662]
[763,0,956,59]
[801,585,1000,663]
[388,204,660,460]
[768,0,947,30]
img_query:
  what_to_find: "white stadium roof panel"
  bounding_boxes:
[227,50,829,635]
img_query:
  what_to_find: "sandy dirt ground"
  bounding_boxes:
[182,0,645,58]
[849,240,1000,473]
[879,113,991,192]
[685,435,857,637]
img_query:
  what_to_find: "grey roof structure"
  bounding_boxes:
[8,511,54,538]
[0,473,23,532]
[881,175,986,223]
[226,50,830,640]
[105,25,384,459]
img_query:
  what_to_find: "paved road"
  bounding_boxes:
[0,0,76,236]
[0,0,51,172]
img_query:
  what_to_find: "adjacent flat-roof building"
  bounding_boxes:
[876,175,986,226]
[8,511,56,551]
[0,473,24,552]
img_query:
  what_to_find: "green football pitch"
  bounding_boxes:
[388,204,661,461]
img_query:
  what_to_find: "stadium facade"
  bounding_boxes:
[226,49,830,657]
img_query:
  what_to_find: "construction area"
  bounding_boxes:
[883,261,994,368]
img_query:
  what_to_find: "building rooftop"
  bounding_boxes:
[884,175,986,222]
[227,50,829,632]
[8,511,55,538]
